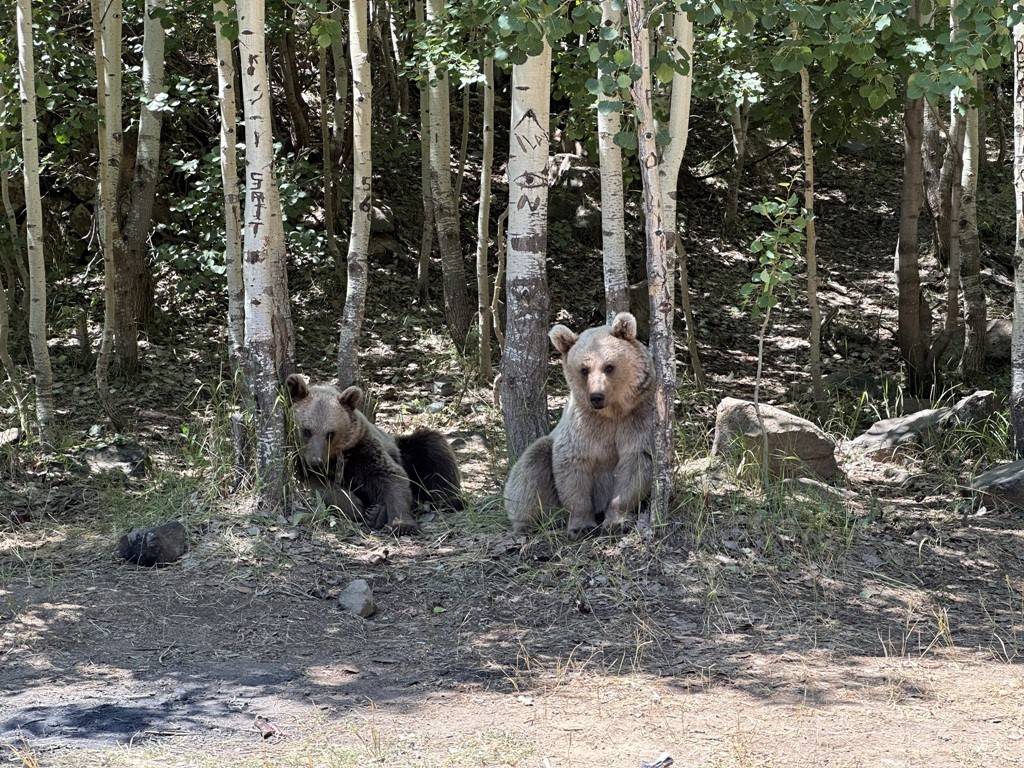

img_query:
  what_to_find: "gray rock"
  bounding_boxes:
[942,390,996,427]
[0,427,21,448]
[117,521,188,567]
[986,318,1012,362]
[433,380,456,396]
[85,442,149,478]
[338,579,376,618]
[971,461,1024,509]
[710,398,840,480]
[845,408,948,457]
[424,401,445,414]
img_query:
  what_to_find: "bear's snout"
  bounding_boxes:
[589,392,606,409]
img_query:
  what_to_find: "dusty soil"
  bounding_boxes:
[2,125,1023,767]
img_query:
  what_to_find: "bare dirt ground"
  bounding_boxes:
[3,134,1024,767]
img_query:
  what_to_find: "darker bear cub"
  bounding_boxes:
[286,373,463,534]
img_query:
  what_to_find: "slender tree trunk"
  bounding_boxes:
[723,99,749,232]
[415,0,432,303]
[597,0,628,322]
[454,85,470,203]
[627,0,675,530]
[0,77,28,318]
[945,114,965,330]
[17,0,54,443]
[374,0,401,113]
[330,7,350,164]
[214,0,245,367]
[1011,23,1024,455]
[499,40,552,461]
[922,99,950,267]
[237,0,288,510]
[799,66,824,409]
[425,0,471,349]
[336,0,372,388]
[492,205,508,353]
[90,0,122,427]
[895,1,930,395]
[279,21,311,151]
[959,73,986,375]
[319,6,343,281]
[119,0,165,374]
[475,57,494,383]
[659,10,703,387]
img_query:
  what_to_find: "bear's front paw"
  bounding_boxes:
[567,511,598,541]
[385,509,420,536]
[601,512,633,536]
[364,505,389,529]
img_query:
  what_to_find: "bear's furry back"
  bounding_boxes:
[394,428,464,511]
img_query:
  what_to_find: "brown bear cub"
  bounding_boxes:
[286,374,462,534]
[504,312,654,539]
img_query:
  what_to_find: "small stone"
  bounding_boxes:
[0,427,21,448]
[85,441,149,478]
[433,380,456,396]
[88,424,103,438]
[338,579,376,618]
[117,521,188,567]
[424,401,445,414]
[985,318,1012,363]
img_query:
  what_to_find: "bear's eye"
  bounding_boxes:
[603,364,615,375]
[301,428,312,439]
[580,366,590,377]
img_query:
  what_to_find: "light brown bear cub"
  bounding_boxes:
[287,374,462,534]
[504,312,654,538]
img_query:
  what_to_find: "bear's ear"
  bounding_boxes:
[610,312,637,341]
[549,324,578,356]
[338,385,364,411]
[286,374,309,402]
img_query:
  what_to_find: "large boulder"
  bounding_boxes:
[971,461,1024,509]
[710,398,840,480]
[84,441,149,478]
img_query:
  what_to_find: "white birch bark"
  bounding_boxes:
[236,0,287,508]
[597,0,628,322]
[119,0,165,372]
[91,0,123,424]
[425,0,471,348]
[330,7,350,164]
[16,0,54,442]
[799,65,824,408]
[499,40,552,460]
[959,73,986,375]
[214,0,245,365]
[475,56,494,383]
[1012,24,1024,454]
[627,0,675,530]
[336,0,371,388]
[319,2,343,284]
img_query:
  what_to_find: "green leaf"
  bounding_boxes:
[613,130,637,150]
[613,49,632,67]
[588,43,601,63]
[597,99,623,114]
[317,33,331,48]
[655,62,675,84]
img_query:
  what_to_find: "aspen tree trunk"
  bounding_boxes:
[0,78,28,317]
[1011,23,1024,455]
[336,0,372,389]
[415,0,432,303]
[319,4,343,281]
[944,114,965,330]
[895,1,930,395]
[923,99,951,267]
[214,0,245,366]
[723,99,750,231]
[119,0,166,373]
[799,66,824,408]
[597,0,628,322]
[425,0,471,349]
[279,19,311,151]
[454,86,470,202]
[499,40,552,460]
[659,10,703,388]
[374,0,401,113]
[959,74,986,375]
[237,0,288,509]
[492,205,508,352]
[17,0,54,442]
[475,57,494,383]
[90,0,122,426]
[330,7,350,164]
[627,0,675,529]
